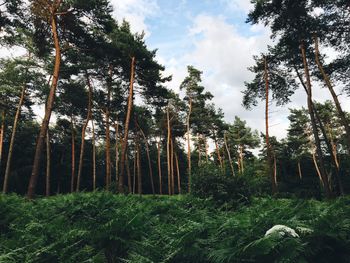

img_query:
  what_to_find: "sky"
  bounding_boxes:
[110,0,350,139]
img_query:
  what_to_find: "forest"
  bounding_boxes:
[1,0,350,262]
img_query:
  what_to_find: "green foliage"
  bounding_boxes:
[191,163,270,207]
[1,193,350,262]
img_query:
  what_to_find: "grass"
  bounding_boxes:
[0,192,350,262]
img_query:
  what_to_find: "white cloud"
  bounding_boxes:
[221,0,254,13]
[110,0,159,37]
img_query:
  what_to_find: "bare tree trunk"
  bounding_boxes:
[171,138,175,195]
[136,121,155,194]
[204,136,208,162]
[239,145,244,174]
[297,160,303,180]
[264,56,277,193]
[105,66,112,190]
[133,147,136,194]
[157,140,162,195]
[197,133,201,166]
[167,106,171,195]
[273,153,277,186]
[119,57,136,193]
[314,35,350,153]
[126,154,132,193]
[187,98,192,193]
[175,152,181,194]
[0,111,5,173]
[214,136,223,169]
[115,122,119,183]
[46,130,51,196]
[70,116,76,193]
[92,119,96,191]
[224,132,235,177]
[136,139,142,195]
[76,73,93,192]
[301,42,332,198]
[27,3,62,199]
[3,86,25,193]
[312,152,324,186]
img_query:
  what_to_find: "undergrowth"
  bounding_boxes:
[0,192,350,263]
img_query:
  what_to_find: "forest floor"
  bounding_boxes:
[1,192,350,262]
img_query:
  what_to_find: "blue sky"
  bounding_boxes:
[111,0,292,137]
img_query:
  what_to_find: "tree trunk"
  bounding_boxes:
[3,86,25,193]
[76,73,93,192]
[224,132,235,177]
[264,56,277,193]
[157,140,162,195]
[105,66,112,190]
[171,138,175,195]
[27,4,62,199]
[197,133,201,166]
[126,153,132,193]
[119,57,136,193]
[239,145,244,174]
[115,122,119,183]
[70,116,76,193]
[187,98,192,193]
[273,153,277,187]
[167,106,172,195]
[214,136,223,169]
[136,140,142,195]
[133,147,136,194]
[136,121,155,194]
[312,152,324,186]
[314,35,350,153]
[297,160,303,180]
[92,119,96,191]
[204,136,208,162]
[175,152,181,194]
[46,130,51,197]
[0,111,5,173]
[300,42,332,198]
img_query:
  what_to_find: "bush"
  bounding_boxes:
[191,163,269,207]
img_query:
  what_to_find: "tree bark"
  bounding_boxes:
[105,66,112,190]
[314,35,350,153]
[133,146,136,194]
[197,133,201,166]
[175,152,181,194]
[27,3,62,199]
[3,86,25,193]
[167,106,172,195]
[45,130,51,196]
[136,139,142,195]
[119,57,136,193]
[0,111,5,173]
[136,121,155,194]
[312,152,324,185]
[92,119,96,191]
[76,73,93,191]
[301,42,332,198]
[157,140,162,195]
[224,132,235,177]
[297,160,303,180]
[114,122,119,183]
[264,56,277,193]
[187,98,192,193]
[126,153,132,193]
[70,115,76,193]
[171,138,175,195]
[239,145,244,174]
[214,136,223,169]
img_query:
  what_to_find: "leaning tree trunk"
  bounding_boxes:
[301,42,332,198]
[264,56,277,193]
[3,86,25,193]
[224,132,235,177]
[314,35,350,153]
[27,4,62,199]
[76,73,93,191]
[297,160,303,180]
[119,57,136,193]
[187,98,192,193]
[46,130,51,197]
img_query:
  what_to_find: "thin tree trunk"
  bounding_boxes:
[3,86,25,193]
[105,66,112,190]
[136,139,142,195]
[0,111,5,173]
[27,3,62,199]
[167,106,171,195]
[312,152,324,186]
[273,153,277,186]
[76,73,93,191]
[197,133,201,166]
[224,132,235,177]
[297,160,303,180]
[46,130,51,196]
[133,147,136,194]
[314,35,350,153]
[187,98,192,193]
[119,57,136,193]
[136,121,155,194]
[205,136,208,162]
[126,153,132,193]
[264,56,277,193]
[175,152,181,194]
[239,145,244,174]
[171,138,175,195]
[301,42,332,198]
[214,136,223,169]
[92,119,96,191]
[70,116,76,192]
[157,140,162,195]
[115,122,119,183]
